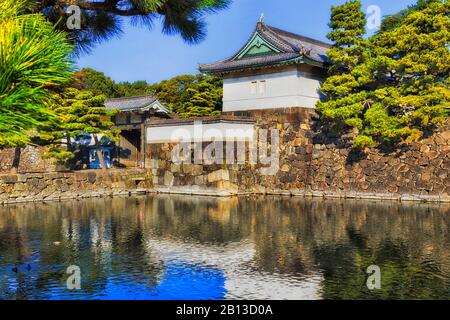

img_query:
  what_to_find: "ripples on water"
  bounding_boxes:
[0,195,448,300]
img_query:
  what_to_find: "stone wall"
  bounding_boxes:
[0,145,56,173]
[0,169,151,205]
[147,108,449,202]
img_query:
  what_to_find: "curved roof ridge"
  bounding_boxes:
[228,21,302,62]
[227,22,290,62]
[105,94,170,114]
[106,94,156,102]
[257,22,300,53]
[228,29,261,61]
[265,25,332,49]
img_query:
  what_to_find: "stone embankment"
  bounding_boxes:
[147,109,449,203]
[0,169,151,205]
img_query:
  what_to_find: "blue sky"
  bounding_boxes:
[76,0,417,84]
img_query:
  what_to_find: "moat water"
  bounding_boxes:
[0,195,449,300]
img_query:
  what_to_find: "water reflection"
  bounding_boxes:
[0,195,448,300]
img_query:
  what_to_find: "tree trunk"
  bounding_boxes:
[93,134,108,176]
[66,132,72,153]
[10,147,22,174]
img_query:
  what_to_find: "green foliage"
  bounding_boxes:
[319,242,450,300]
[327,1,366,48]
[152,74,223,118]
[73,68,118,98]
[34,88,120,164]
[74,68,156,98]
[116,81,156,97]
[32,0,231,54]
[353,135,376,149]
[73,69,223,118]
[326,0,366,75]
[0,0,73,149]
[317,0,450,149]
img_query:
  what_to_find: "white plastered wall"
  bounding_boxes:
[222,65,324,112]
[146,122,255,144]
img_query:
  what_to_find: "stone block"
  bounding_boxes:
[440,131,450,141]
[170,163,181,173]
[164,171,174,187]
[74,172,87,181]
[300,123,310,130]
[207,169,230,183]
[182,163,193,175]
[112,182,125,189]
[87,172,97,183]
[195,175,206,185]
[216,180,239,191]
[400,194,422,202]
[192,165,203,176]
[13,183,26,192]
[1,175,18,184]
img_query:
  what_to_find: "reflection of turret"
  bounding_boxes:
[207,197,239,223]
[145,238,323,300]
[89,218,113,261]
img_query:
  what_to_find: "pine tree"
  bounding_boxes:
[73,68,118,98]
[152,74,222,118]
[0,0,73,172]
[116,81,155,98]
[32,0,231,54]
[35,88,120,174]
[180,77,222,118]
[316,1,369,145]
[318,0,450,149]
[362,0,450,146]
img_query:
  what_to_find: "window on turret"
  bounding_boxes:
[259,80,266,94]
[251,80,266,95]
[251,81,257,94]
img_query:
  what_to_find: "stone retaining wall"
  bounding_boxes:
[147,108,449,202]
[0,145,56,173]
[1,109,447,204]
[0,169,151,205]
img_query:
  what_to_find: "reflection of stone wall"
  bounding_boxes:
[147,108,449,202]
[0,169,151,204]
[0,145,56,173]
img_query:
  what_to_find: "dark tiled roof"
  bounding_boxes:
[105,94,170,113]
[199,22,331,74]
[147,115,255,127]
